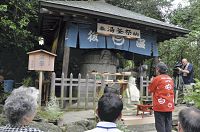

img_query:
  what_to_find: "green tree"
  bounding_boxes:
[0,0,38,51]
[68,0,174,21]
[0,0,39,82]
[169,0,200,30]
[107,0,173,21]
[160,0,200,79]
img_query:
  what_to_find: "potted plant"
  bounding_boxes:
[37,96,63,125]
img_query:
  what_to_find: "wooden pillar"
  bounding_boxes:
[93,74,97,109]
[62,22,70,108]
[77,73,81,108]
[154,56,159,65]
[69,73,73,107]
[51,72,56,96]
[62,22,70,77]
[61,73,64,108]
[85,74,89,109]
[51,20,62,54]
[140,76,143,100]
[62,46,70,77]
[38,71,43,106]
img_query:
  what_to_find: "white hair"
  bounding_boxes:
[4,86,39,125]
[10,86,39,101]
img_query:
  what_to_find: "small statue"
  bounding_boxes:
[128,76,140,102]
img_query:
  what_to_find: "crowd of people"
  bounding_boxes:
[0,58,199,132]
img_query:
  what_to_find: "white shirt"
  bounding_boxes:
[85,122,122,132]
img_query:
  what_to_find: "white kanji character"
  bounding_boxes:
[88,30,98,42]
[136,39,145,49]
[158,98,166,104]
[165,84,172,90]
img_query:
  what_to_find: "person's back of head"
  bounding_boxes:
[178,107,200,132]
[4,86,38,126]
[104,85,119,95]
[97,93,123,122]
[156,62,168,74]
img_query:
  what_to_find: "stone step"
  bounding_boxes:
[123,115,156,132]
[121,104,183,132]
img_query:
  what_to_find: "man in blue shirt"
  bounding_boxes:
[178,58,194,84]
[178,58,194,103]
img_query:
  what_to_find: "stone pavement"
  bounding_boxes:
[61,110,95,124]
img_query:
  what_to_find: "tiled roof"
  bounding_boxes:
[40,0,189,34]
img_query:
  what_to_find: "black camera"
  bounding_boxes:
[173,62,182,77]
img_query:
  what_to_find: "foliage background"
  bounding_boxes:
[0,0,38,50]
[0,0,38,82]
[159,0,200,79]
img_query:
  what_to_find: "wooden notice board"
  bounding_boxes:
[27,49,57,71]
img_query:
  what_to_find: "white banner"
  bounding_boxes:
[97,23,140,39]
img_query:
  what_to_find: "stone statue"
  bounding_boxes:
[128,76,140,102]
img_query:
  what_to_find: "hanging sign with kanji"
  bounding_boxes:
[97,23,140,39]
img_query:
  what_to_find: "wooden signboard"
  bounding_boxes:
[97,23,141,39]
[27,49,57,71]
[27,49,56,106]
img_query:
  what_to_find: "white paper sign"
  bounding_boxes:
[97,23,140,39]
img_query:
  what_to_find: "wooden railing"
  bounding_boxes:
[50,72,152,109]
[51,72,105,109]
[140,76,152,101]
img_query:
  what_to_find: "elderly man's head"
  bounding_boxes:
[178,107,200,132]
[182,58,188,66]
[4,86,39,126]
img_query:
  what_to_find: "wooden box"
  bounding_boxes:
[27,49,57,71]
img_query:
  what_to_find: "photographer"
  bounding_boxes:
[178,58,194,104]
[178,59,194,84]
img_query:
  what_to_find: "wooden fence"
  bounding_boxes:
[140,76,152,101]
[50,72,151,109]
[51,72,105,109]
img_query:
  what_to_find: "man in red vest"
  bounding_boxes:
[148,62,174,132]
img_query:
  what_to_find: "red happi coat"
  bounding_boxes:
[148,74,174,112]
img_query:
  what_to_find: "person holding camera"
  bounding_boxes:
[178,58,194,103]
[178,58,194,85]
